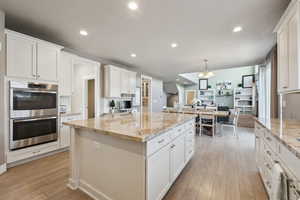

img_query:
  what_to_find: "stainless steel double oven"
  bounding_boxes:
[9,81,58,150]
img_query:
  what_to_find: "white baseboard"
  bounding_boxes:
[79,180,112,200]
[7,147,69,168]
[0,163,7,175]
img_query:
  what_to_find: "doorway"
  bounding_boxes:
[88,79,95,118]
[83,76,96,119]
[141,75,152,112]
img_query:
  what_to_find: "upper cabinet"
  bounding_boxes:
[5,30,63,82]
[6,33,36,79]
[104,65,137,98]
[275,2,300,93]
[59,51,74,96]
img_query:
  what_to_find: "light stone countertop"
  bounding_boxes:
[254,117,300,159]
[63,112,196,142]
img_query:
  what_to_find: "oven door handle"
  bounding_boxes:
[13,116,57,123]
[12,89,57,94]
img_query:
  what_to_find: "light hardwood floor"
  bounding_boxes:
[0,128,268,200]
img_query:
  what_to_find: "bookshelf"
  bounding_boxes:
[198,89,215,106]
[234,87,255,113]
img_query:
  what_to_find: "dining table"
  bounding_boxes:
[163,107,230,117]
[163,107,230,136]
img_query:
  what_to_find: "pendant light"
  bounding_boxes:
[198,59,215,78]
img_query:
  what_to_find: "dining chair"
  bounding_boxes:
[199,114,216,137]
[219,108,240,138]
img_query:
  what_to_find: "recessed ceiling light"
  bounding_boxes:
[171,43,178,48]
[233,26,243,33]
[80,30,88,36]
[128,2,138,10]
[131,53,137,58]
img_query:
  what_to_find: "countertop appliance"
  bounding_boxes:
[9,81,58,150]
[119,100,132,112]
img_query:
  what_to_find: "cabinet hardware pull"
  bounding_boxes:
[158,139,165,144]
[266,150,272,156]
[266,137,272,142]
[171,144,176,148]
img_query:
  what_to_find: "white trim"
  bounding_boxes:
[0,164,7,175]
[78,180,113,200]
[5,29,64,49]
[274,0,298,32]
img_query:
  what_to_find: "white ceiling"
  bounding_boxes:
[0,0,289,81]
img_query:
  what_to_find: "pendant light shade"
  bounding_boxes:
[199,59,214,78]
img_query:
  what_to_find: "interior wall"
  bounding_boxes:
[183,66,255,107]
[151,78,165,112]
[176,84,185,106]
[72,64,97,114]
[0,10,5,166]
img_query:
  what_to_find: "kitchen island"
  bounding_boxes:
[64,112,196,200]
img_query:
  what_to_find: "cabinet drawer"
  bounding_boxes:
[263,131,277,152]
[147,132,171,156]
[7,142,58,163]
[278,143,300,181]
[171,124,184,140]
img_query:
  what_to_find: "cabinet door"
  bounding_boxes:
[170,134,185,182]
[147,144,170,200]
[6,34,37,79]
[277,25,289,92]
[37,42,59,81]
[129,72,137,94]
[288,12,300,90]
[59,52,73,96]
[109,66,121,97]
[60,125,70,148]
[120,69,130,94]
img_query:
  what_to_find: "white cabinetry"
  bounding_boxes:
[36,42,60,81]
[6,33,36,79]
[60,114,82,148]
[147,144,171,200]
[104,65,121,98]
[104,65,137,98]
[255,121,300,197]
[146,120,195,200]
[170,134,185,182]
[59,52,74,96]
[5,29,63,82]
[120,69,130,94]
[275,2,300,92]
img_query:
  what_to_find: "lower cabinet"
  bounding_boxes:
[60,125,71,148]
[170,134,185,182]
[59,114,82,148]
[146,120,195,200]
[147,144,171,200]
[255,121,300,197]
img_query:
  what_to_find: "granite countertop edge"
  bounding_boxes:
[253,117,300,159]
[63,114,196,143]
